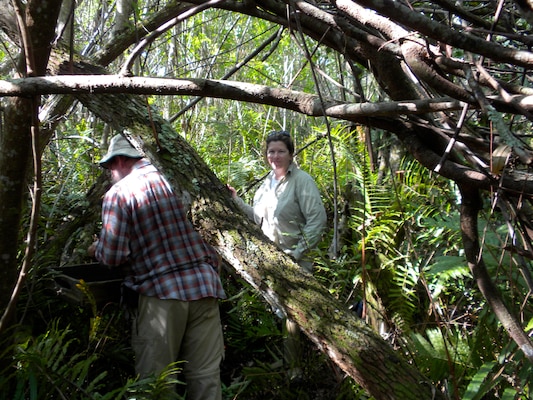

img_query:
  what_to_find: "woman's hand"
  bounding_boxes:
[227,184,237,199]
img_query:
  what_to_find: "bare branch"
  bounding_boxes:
[351,0,533,68]
[459,184,533,362]
[0,75,475,114]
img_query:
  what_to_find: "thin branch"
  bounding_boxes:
[433,103,470,173]
[465,64,533,165]
[291,0,340,257]
[119,0,226,76]
[351,0,533,68]
[10,0,34,76]
[459,184,533,362]
[170,26,285,123]
[475,61,533,124]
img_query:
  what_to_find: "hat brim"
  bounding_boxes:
[99,149,142,168]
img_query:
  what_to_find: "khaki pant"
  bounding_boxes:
[131,295,224,400]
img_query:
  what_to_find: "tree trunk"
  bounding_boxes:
[0,98,33,327]
[0,0,62,316]
[0,0,63,377]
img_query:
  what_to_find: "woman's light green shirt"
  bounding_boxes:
[235,163,327,264]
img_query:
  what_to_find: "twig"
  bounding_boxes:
[119,0,225,76]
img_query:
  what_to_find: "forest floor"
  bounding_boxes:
[221,334,353,399]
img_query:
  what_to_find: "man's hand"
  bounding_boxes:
[87,238,99,258]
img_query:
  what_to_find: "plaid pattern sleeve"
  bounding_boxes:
[96,188,131,266]
[95,160,225,301]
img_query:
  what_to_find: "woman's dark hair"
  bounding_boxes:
[265,130,294,155]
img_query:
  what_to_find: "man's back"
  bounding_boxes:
[95,158,225,301]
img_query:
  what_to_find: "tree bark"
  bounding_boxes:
[0,0,63,375]
[0,98,33,328]
[0,74,473,113]
[0,0,62,319]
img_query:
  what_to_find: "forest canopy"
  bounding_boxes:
[1,0,533,399]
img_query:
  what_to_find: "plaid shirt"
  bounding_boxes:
[95,159,225,301]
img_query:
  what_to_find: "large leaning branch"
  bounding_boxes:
[0,74,531,116]
[0,75,467,117]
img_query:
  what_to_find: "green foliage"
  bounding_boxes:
[425,255,471,298]
[459,339,533,399]
[219,275,284,397]
[40,121,102,254]
[124,363,186,400]
[0,308,186,400]
[409,327,472,384]
[462,361,507,400]
[223,284,282,352]
[311,129,533,398]
[0,322,126,400]
[219,273,356,399]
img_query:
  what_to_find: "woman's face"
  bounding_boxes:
[266,140,292,172]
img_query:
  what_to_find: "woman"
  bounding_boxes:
[229,130,327,381]
[229,130,327,272]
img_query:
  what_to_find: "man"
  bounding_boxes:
[88,134,225,399]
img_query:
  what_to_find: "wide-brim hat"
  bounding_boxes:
[99,134,143,168]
